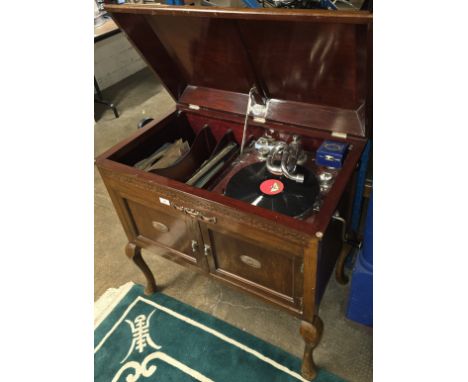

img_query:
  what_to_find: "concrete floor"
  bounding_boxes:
[94,68,373,382]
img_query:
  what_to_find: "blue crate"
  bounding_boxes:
[346,193,373,327]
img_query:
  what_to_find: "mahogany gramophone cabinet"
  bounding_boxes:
[96,4,372,379]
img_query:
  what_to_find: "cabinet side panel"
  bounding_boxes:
[315,218,343,307]
[98,171,139,243]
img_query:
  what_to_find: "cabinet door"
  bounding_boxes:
[125,198,205,268]
[199,222,304,309]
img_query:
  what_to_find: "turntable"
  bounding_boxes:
[214,130,345,220]
[222,134,341,218]
[225,161,319,218]
[96,4,372,380]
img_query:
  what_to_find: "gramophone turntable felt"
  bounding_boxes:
[224,162,319,218]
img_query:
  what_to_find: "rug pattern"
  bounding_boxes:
[94,284,345,382]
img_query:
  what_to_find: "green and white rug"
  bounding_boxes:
[94,283,345,382]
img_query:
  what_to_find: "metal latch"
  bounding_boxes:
[191,240,199,253]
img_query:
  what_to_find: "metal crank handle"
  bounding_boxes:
[332,213,347,243]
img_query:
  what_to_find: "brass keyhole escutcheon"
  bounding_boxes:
[152,221,169,233]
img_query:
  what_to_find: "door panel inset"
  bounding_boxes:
[208,230,295,297]
[126,199,197,261]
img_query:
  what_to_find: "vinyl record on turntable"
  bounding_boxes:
[225,162,319,218]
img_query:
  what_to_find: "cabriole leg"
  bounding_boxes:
[125,242,157,295]
[300,316,324,380]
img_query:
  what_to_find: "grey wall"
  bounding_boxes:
[94,33,147,90]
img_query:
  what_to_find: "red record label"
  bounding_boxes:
[260,179,284,195]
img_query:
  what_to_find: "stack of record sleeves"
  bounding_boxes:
[186,142,238,188]
[134,139,190,172]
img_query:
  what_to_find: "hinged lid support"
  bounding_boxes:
[240,86,270,154]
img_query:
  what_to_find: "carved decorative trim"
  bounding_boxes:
[99,167,310,245]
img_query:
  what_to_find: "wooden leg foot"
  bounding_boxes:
[125,242,157,295]
[300,316,324,380]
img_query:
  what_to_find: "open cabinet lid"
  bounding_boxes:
[105,4,372,138]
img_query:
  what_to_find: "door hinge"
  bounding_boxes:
[191,240,199,253]
[331,131,347,139]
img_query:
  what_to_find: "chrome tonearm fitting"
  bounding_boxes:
[265,136,307,183]
[265,142,287,176]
